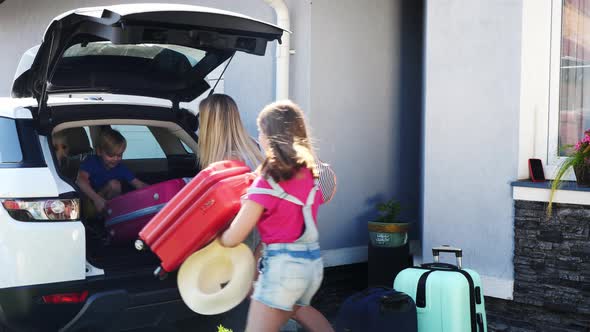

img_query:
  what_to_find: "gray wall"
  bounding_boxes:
[422,1,522,280]
[310,0,423,249]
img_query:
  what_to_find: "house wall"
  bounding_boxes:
[422,1,523,298]
[486,200,590,331]
[310,0,423,252]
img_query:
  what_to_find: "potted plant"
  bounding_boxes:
[368,198,411,248]
[547,128,590,216]
[217,325,233,332]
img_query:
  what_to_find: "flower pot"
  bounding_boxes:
[368,221,410,248]
[574,164,590,187]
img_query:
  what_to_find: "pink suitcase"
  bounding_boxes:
[105,178,187,244]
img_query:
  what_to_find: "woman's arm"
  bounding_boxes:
[220,200,264,247]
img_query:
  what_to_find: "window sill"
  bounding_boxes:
[511,180,590,206]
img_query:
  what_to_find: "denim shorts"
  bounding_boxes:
[252,242,324,311]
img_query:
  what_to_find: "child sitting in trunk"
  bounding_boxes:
[76,128,148,213]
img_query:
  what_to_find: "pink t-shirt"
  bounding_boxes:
[248,168,324,244]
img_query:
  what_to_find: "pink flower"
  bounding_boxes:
[575,142,582,151]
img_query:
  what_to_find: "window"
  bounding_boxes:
[63,42,206,67]
[549,0,590,163]
[111,125,165,159]
[519,0,590,180]
[0,118,23,163]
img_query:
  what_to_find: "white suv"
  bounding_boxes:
[0,5,283,332]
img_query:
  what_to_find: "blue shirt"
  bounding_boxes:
[79,155,135,191]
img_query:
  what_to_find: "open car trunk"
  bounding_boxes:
[47,103,201,273]
[11,4,285,110]
[15,4,284,274]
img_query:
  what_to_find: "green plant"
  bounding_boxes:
[374,198,402,223]
[547,128,590,216]
[217,325,233,332]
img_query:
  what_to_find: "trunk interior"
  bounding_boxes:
[45,103,201,274]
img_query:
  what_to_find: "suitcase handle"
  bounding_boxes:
[421,262,459,270]
[432,245,462,269]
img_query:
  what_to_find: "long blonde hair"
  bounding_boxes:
[257,100,317,182]
[198,94,264,169]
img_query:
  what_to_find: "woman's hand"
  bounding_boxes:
[219,200,264,247]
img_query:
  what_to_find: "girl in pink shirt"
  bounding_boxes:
[220,100,332,332]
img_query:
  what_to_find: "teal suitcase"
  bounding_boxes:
[393,246,487,332]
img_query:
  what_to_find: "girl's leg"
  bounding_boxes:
[245,299,293,332]
[292,305,335,332]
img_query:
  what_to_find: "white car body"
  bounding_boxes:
[0,4,284,331]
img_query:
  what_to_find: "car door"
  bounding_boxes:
[11,4,286,108]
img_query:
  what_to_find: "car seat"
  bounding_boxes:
[59,127,93,180]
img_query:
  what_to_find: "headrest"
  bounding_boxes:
[60,127,92,156]
[177,239,255,315]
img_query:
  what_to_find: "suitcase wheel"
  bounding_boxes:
[154,266,168,280]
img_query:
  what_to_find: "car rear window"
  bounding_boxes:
[63,42,207,67]
[0,118,23,163]
[111,125,166,159]
[0,118,45,167]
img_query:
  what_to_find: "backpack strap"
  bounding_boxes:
[246,187,304,206]
[246,176,319,207]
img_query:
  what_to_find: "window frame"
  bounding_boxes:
[0,117,46,168]
[518,0,578,181]
[547,0,579,176]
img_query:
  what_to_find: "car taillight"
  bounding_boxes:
[2,198,80,221]
[42,290,89,304]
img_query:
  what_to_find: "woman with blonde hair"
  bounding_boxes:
[198,94,264,170]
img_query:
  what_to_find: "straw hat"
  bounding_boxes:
[177,239,255,315]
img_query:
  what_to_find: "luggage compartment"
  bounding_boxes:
[393,246,487,332]
[335,286,418,332]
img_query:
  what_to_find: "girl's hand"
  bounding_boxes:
[219,200,264,247]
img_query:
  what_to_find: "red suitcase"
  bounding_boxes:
[139,160,250,245]
[138,160,254,272]
[104,178,187,244]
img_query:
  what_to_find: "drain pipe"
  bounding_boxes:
[264,0,290,100]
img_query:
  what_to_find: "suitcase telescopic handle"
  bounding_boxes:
[432,245,463,269]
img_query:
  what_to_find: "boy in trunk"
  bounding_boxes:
[76,128,148,213]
